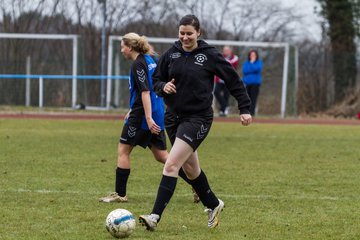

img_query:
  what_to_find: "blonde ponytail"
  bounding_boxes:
[122,32,151,54]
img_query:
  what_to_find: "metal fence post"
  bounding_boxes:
[39,77,43,108]
[25,56,31,106]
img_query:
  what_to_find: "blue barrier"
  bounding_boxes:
[0,74,130,108]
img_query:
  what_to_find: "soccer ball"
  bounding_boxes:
[105,209,136,238]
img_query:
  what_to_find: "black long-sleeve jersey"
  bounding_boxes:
[152,40,251,116]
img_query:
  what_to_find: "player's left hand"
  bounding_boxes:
[124,110,131,121]
[240,114,252,126]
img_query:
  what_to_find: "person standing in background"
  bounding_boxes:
[242,50,263,116]
[149,44,160,63]
[214,46,239,117]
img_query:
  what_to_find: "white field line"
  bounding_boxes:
[0,188,357,201]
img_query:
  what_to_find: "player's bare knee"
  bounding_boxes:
[118,151,129,159]
[117,153,130,167]
[155,156,166,164]
[153,152,167,164]
[163,162,180,175]
[184,168,200,180]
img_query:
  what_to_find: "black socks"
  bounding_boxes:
[178,168,192,185]
[115,167,130,197]
[150,170,219,222]
[151,175,178,218]
[189,170,219,210]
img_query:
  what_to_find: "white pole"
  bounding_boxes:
[106,36,114,109]
[106,75,112,109]
[0,33,78,40]
[72,36,78,108]
[294,46,299,116]
[280,44,290,118]
[99,0,107,107]
[25,56,31,106]
[114,53,120,107]
[39,77,43,108]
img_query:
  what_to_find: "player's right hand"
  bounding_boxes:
[163,79,176,94]
[240,114,252,126]
[147,118,161,135]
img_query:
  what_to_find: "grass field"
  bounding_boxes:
[1,118,360,240]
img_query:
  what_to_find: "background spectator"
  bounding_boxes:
[214,46,239,117]
[242,50,263,116]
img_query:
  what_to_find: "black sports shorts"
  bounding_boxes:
[119,123,167,150]
[165,110,213,151]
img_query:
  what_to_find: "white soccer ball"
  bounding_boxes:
[105,209,136,238]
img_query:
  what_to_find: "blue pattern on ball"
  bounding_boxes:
[114,215,134,225]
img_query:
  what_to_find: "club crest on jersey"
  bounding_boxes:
[136,69,146,82]
[194,53,207,66]
[170,52,181,59]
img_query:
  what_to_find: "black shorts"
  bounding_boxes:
[119,124,167,150]
[165,110,213,151]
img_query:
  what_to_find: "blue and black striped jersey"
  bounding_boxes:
[127,54,164,130]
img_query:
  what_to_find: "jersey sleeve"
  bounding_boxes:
[152,49,170,97]
[131,60,150,92]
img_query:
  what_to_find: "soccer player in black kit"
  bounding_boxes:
[139,15,252,230]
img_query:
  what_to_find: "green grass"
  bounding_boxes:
[1,118,360,240]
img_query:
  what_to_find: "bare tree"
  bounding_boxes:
[297,39,334,114]
[230,0,301,42]
[317,0,357,103]
[107,0,134,32]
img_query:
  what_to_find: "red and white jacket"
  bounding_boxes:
[214,53,239,84]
